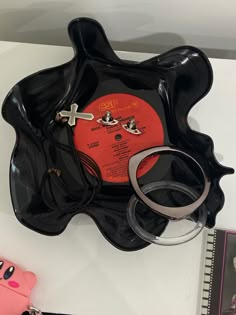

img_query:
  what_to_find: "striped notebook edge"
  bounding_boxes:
[200,230,216,315]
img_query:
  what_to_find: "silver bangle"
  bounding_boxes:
[127,181,207,246]
[128,146,211,219]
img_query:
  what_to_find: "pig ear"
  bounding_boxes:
[24,271,37,290]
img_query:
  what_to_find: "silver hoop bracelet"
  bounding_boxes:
[128,146,211,220]
[127,181,207,246]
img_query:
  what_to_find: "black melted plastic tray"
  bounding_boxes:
[2,18,234,251]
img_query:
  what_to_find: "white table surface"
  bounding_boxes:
[0,41,235,315]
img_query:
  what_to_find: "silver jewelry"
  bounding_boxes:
[97,111,118,126]
[122,118,142,135]
[28,306,42,315]
[57,103,94,126]
[128,146,210,219]
[127,181,207,246]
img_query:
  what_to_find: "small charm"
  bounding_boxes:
[47,168,61,177]
[97,111,119,126]
[122,118,142,135]
[57,103,94,126]
[28,305,42,315]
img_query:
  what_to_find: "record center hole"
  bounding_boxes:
[115,134,122,141]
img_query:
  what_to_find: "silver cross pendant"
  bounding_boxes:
[58,103,94,126]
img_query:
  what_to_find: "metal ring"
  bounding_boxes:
[127,181,207,246]
[128,146,211,219]
[28,306,42,315]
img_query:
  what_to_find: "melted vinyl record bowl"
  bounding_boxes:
[1,17,234,251]
[127,181,207,246]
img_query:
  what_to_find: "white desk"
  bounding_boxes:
[0,41,235,315]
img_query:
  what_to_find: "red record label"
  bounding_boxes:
[74,93,164,183]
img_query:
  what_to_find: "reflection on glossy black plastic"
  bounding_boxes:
[2,18,234,251]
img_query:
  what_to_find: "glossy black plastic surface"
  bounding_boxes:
[2,18,234,251]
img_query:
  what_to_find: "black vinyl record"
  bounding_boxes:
[2,18,234,251]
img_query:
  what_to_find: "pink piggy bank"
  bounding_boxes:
[0,257,37,315]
